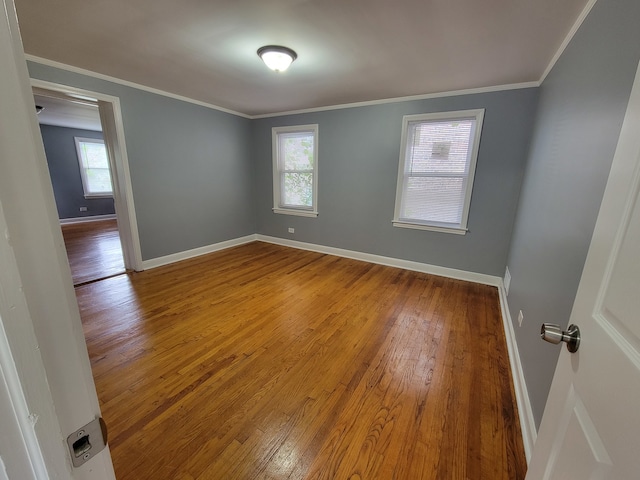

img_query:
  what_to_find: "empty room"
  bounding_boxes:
[1,0,640,479]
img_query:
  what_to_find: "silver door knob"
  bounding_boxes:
[540,323,581,353]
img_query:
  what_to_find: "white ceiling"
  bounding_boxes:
[33,94,102,131]
[16,0,589,116]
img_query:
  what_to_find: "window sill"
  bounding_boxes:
[84,194,114,199]
[392,221,467,235]
[273,208,318,218]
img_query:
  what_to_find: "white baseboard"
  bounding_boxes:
[59,214,117,225]
[143,233,502,286]
[256,235,502,286]
[141,233,533,459]
[258,235,536,458]
[142,234,257,270]
[497,284,537,463]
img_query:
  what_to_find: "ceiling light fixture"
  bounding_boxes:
[257,45,297,72]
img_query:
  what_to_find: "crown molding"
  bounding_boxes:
[26,55,542,120]
[25,54,251,119]
[26,0,602,122]
[251,82,540,119]
[539,0,599,84]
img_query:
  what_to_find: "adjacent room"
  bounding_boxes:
[2,0,640,478]
[33,91,126,285]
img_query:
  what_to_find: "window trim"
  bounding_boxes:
[74,136,113,199]
[272,124,319,217]
[392,109,485,235]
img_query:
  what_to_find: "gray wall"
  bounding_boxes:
[252,89,538,277]
[506,0,640,427]
[40,124,115,219]
[28,62,255,261]
[27,0,640,433]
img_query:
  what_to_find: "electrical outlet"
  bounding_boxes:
[504,266,511,295]
[79,206,88,212]
[518,310,524,327]
[288,227,294,234]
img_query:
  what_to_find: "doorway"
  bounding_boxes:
[31,80,143,276]
[33,91,127,284]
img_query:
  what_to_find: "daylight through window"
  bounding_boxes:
[393,110,484,234]
[74,137,113,198]
[272,125,319,217]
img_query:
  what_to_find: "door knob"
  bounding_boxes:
[540,323,581,353]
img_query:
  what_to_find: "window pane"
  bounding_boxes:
[280,132,314,170]
[407,119,474,174]
[401,176,465,224]
[272,125,318,215]
[86,167,113,193]
[81,142,110,169]
[76,139,113,195]
[281,172,313,207]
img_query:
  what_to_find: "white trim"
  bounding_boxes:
[1,0,94,474]
[25,55,250,119]
[0,457,8,480]
[497,283,537,463]
[59,214,117,225]
[26,55,540,120]
[74,136,112,198]
[256,235,501,286]
[255,234,535,458]
[141,232,501,286]
[138,232,535,460]
[392,221,467,235]
[31,78,122,118]
[37,20,627,121]
[591,59,640,371]
[142,234,258,270]
[252,82,539,119]
[539,0,599,84]
[272,124,319,216]
[98,96,143,271]
[273,208,318,218]
[393,109,484,233]
[0,320,47,479]
[138,230,534,463]
[31,79,144,272]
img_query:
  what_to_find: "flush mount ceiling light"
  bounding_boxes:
[257,45,297,72]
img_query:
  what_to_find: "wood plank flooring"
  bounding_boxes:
[61,219,125,285]
[76,242,526,479]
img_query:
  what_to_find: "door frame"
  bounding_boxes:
[0,0,116,476]
[31,79,143,272]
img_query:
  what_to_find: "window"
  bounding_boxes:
[393,110,484,234]
[272,124,319,217]
[74,137,113,198]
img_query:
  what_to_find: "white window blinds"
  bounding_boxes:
[394,110,484,234]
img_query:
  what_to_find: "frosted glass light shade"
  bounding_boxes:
[258,46,297,72]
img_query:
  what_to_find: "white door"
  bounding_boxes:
[526,62,640,478]
[0,0,116,477]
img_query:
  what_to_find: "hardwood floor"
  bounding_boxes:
[61,219,125,285]
[76,242,526,479]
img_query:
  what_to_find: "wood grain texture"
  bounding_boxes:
[76,242,526,479]
[61,219,125,285]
